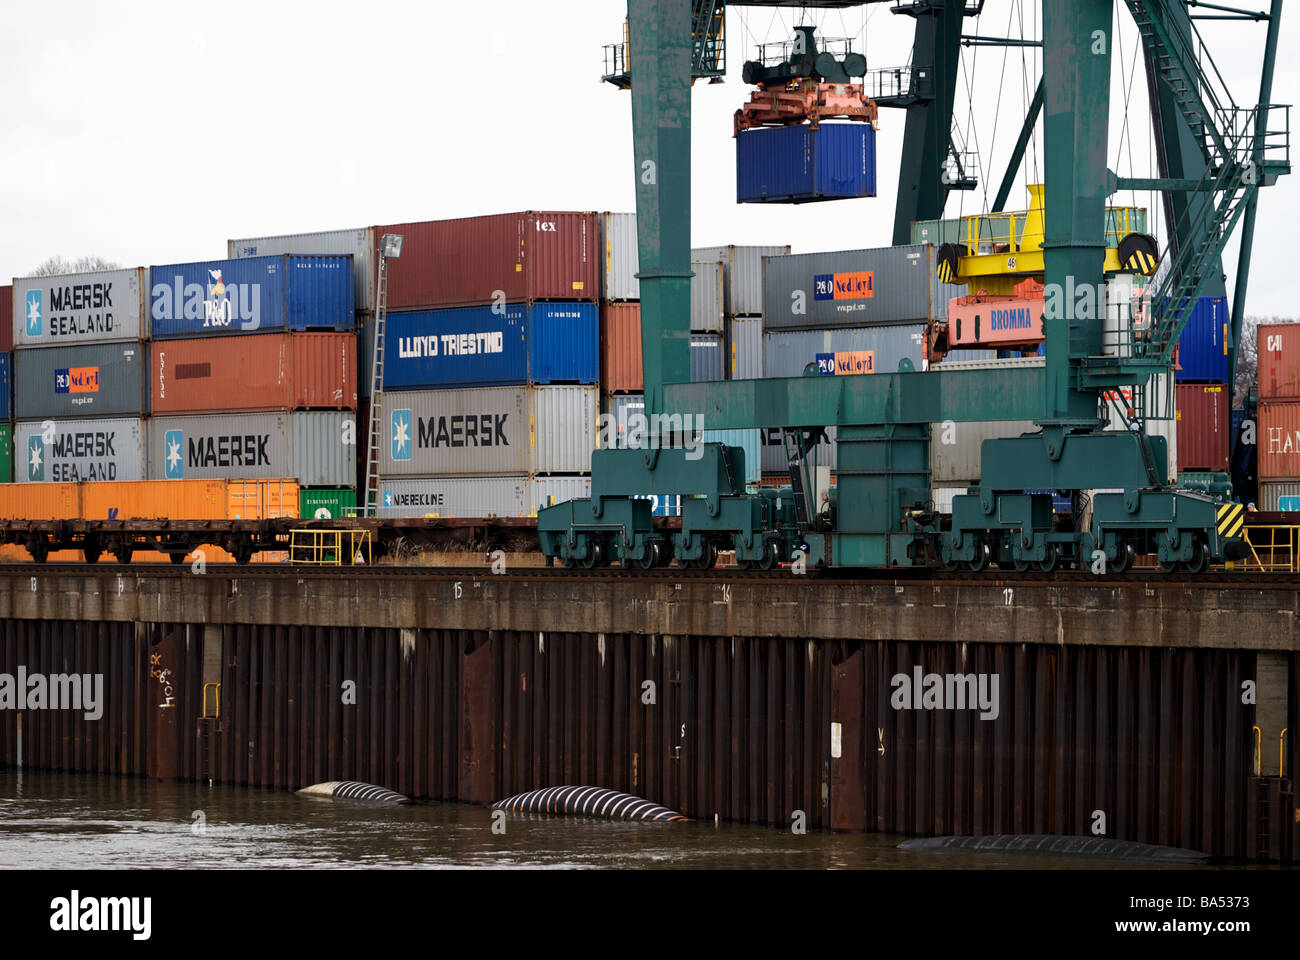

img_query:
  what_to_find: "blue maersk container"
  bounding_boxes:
[1174,296,1228,382]
[384,302,598,390]
[149,255,354,339]
[737,122,877,204]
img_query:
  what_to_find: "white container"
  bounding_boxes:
[726,316,763,380]
[1259,481,1300,512]
[693,244,791,317]
[149,410,354,485]
[15,417,147,483]
[229,227,374,313]
[599,212,640,301]
[691,261,725,334]
[378,476,528,518]
[13,268,148,347]
[530,476,592,515]
[380,385,596,477]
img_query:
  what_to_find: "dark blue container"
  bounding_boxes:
[149,255,354,339]
[691,333,724,382]
[737,122,877,204]
[384,302,598,390]
[997,344,1046,359]
[1174,296,1228,382]
[0,353,9,420]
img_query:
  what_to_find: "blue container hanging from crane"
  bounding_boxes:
[736,122,877,203]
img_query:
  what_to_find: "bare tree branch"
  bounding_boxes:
[28,255,120,277]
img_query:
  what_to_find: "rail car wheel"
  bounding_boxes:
[637,542,662,571]
[1110,542,1134,574]
[1036,547,1059,573]
[27,539,49,564]
[112,546,132,565]
[1184,541,1210,575]
[1157,556,1179,574]
[83,540,103,564]
[701,542,718,570]
[562,554,578,569]
[967,542,991,572]
[757,541,779,571]
[581,541,606,570]
[1013,556,1031,573]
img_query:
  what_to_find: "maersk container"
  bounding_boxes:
[15,341,148,420]
[726,316,763,380]
[692,244,791,317]
[376,211,598,310]
[149,411,354,486]
[762,325,926,378]
[229,227,376,312]
[760,425,837,472]
[691,261,726,333]
[13,268,147,347]
[1174,297,1229,382]
[736,122,877,205]
[602,302,643,393]
[149,255,355,339]
[380,385,596,477]
[600,212,640,301]
[763,244,967,331]
[379,476,529,519]
[15,417,147,483]
[384,302,598,390]
[1259,481,1300,512]
[152,332,356,414]
[0,286,11,351]
[691,334,724,382]
[530,477,592,516]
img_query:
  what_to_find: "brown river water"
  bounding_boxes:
[0,769,1234,870]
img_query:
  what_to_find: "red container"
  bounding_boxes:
[152,332,355,414]
[1258,400,1300,479]
[374,212,598,310]
[1257,322,1300,401]
[1175,382,1230,472]
[0,286,12,351]
[602,302,643,393]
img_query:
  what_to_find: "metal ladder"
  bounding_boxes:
[362,254,389,518]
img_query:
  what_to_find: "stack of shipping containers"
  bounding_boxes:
[0,287,10,482]
[1174,297,1232,477]
[370,212,599,519]
[1256,322,1300,510]
[229,229,375,518]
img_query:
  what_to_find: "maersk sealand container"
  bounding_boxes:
[385,303,598,390]
[149,255,354,339]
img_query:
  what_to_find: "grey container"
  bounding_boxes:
[762,325,927,378]
[380,385,596,477]
[15,417,147,483]
[690,261,725,333]
[15,341,148,420]
[229,227,375,313]
[149,410,354,485]
[930,420,1039,483]
[691,333,724,382]
[1259,481,1300,512]
[600,212,640,301]
[378,476,529,519]
[602,393,645,449]
[13,267,148,347]
[725,316,763,380]
[693,244,790,317]
[531,476,592,515]
[762,244,967,331]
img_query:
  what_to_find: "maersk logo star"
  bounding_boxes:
[391,410,412,461]
[164,430,184,479]
[25,290,42,336]
[27,436,43,481]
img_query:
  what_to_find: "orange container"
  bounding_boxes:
[81,479,300,520]
[0,483,82,519]
[1259,401,1300,480]
[601,301,643,393]
[1257,322,1300,402]
[152,332,356,414]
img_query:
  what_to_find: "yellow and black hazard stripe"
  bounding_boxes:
[1216,502,1245,539]
[1116,232,1160,276]
[936,243,962,285]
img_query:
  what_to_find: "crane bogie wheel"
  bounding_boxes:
[1110,542,1134,574]
[1184,542,1210,575]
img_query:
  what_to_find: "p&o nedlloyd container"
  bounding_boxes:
[149,255,355,339]
[13,268,147,347]
[15,417,147,483]
[385,302,598,390]
[762,244,966,331]
[149,411,354,486]
[375,212,598,311]
[15,341,148,420]
[229,228,376,313]
[380,385,596,478]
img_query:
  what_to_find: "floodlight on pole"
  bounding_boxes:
[381,234,404,259]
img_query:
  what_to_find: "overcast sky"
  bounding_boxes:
[1,1,1294,315]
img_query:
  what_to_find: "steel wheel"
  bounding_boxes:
[1157,556,1179,574]
[580,541,603,570]
[1013,556,1031,573]
[967,542,991,572]
[1036,547,1059,573]
[1184,542,1209,575]
[757,541,779,571]
[637,542,661,571]
[1110,542,1134,574]
[701,542,718,569]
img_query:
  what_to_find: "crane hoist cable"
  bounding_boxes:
[981,0,1022,214]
